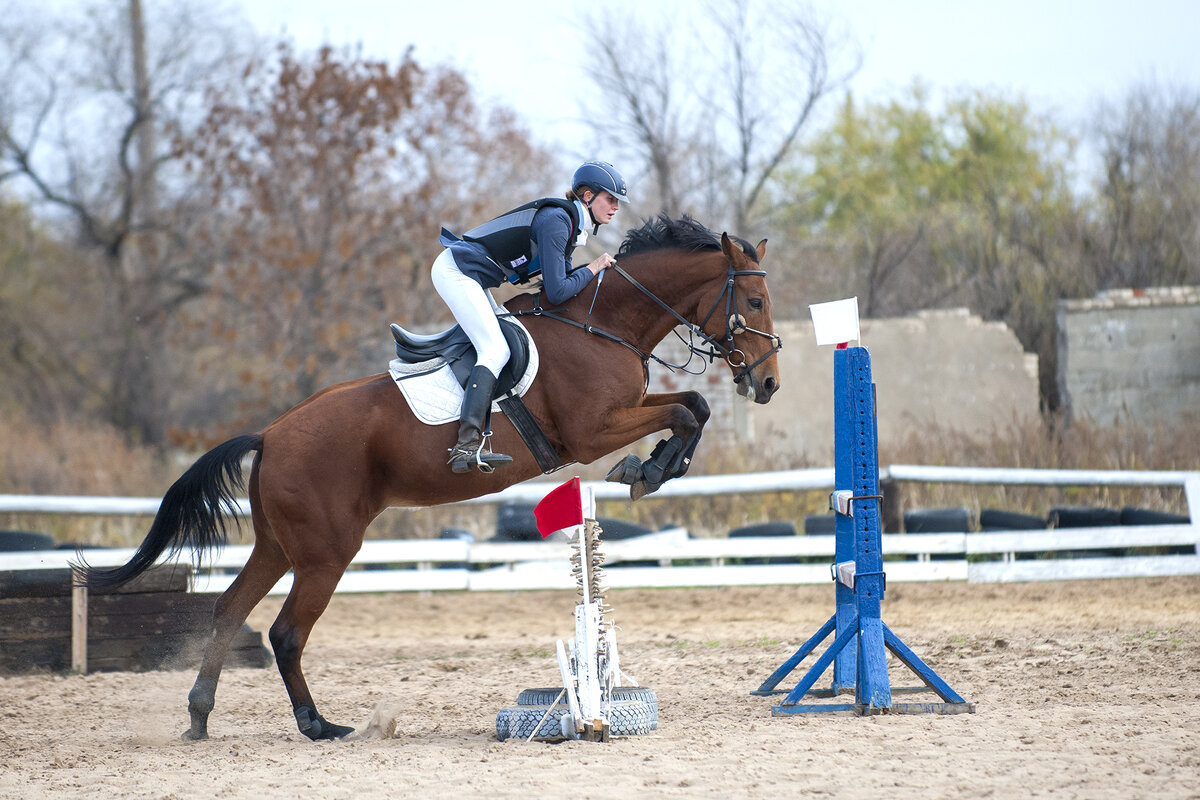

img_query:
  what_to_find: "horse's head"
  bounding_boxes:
[706,233,781,404]
[575,215,781,404]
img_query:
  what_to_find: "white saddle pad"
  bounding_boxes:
[388,318,539,426]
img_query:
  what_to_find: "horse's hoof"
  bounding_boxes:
[296,705,354,741]
[606,454,643,485]
[629,481,655,501]
[306,721,354,741]
[183,712,209,741]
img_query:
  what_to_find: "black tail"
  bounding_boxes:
[77,434,264,589]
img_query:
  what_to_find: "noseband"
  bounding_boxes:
[689,264,784,384]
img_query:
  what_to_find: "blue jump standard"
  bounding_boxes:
[753,346,975,716]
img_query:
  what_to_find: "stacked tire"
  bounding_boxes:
[495,687,658,741]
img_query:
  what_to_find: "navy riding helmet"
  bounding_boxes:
[572,161,630,204]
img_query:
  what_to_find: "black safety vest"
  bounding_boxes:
[445,197,583,285]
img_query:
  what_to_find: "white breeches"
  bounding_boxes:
[431,249,511,378]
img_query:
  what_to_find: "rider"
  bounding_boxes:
[433,160,630,474]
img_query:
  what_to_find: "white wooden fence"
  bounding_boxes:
[1,466,1197,592]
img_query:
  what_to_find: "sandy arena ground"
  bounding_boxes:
[1,576,1198,799]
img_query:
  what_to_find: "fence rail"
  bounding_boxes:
[2,467,1198,591]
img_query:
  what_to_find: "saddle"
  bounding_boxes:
[387,317,564,474]
[390,317,531,397]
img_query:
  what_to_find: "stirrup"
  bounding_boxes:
[447,433,512,474]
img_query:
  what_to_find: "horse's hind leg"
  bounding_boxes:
[270,566,355,740]
[185,533,289,741]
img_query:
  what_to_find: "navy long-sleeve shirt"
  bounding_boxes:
[446,204,595,305]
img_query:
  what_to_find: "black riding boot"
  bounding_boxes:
[448,366,513,474]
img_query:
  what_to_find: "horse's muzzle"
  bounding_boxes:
[736,373,779,404]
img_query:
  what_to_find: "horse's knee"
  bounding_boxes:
[684,391,711,426]
[269,622,301,670]
[666,406,701,440]
[295,705,354,741]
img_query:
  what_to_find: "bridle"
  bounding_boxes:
[508,259,783,384]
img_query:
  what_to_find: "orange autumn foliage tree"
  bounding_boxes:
[174,44,557,444]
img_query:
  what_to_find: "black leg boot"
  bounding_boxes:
[447,366,513,474]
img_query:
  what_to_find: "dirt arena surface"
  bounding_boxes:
[1,576,1198,799]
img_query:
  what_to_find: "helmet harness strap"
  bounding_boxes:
[580,188,601,235]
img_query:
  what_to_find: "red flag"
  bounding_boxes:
[534,477,583,538]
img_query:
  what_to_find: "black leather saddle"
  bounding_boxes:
[389,317,531,397]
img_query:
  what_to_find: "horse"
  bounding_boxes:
[79,214,782,741]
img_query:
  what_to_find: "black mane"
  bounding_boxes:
[617,214,759,263]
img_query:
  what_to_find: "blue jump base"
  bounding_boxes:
[756,346,975,717]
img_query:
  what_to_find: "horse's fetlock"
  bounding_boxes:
[295,705,322,739]
[295,705,354,741]
[187,677,218,715]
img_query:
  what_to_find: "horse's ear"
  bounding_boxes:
[720,232,737,261]
[756,238,768,261]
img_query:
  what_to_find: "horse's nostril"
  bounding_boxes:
[764,376,778,394]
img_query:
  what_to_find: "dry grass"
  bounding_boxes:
[2,409,1196,547]
[879,413,1199,527]
[598,412,1199,537]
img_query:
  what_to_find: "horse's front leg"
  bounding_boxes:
[602,391,710,500]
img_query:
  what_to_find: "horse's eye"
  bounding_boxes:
[748,297,764,311]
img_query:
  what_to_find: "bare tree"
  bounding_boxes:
[582,0,858,233]
[0,0,253,442]
[583,9,693,217]
[1089,82,1200,290]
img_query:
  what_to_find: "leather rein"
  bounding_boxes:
[504,260,783,383]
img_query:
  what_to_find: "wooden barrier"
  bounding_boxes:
[0,565,270,675]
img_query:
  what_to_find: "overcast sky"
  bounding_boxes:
[240,0,1200,148]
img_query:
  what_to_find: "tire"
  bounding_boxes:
[496,699,655,741]
[803,514,836,534]
[728,521,796,537]
[496,704,569,741]
[0,530,56,551]
[604,698,655,736]
[903,507,972,533]
[1048,506,1121,529]
[596,518,654,540]
[516,686,658,723]
[1119,506,1190,525]
[494,503,540,541]
[979,509,1046,531]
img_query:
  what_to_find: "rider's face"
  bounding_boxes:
[587,190,620,225]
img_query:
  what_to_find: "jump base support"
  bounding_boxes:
[772,701,976,716]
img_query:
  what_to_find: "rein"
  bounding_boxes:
[506,260,782,383]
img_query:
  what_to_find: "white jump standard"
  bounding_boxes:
[495,482,656,740]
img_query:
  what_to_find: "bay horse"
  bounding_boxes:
[79,215,782,741]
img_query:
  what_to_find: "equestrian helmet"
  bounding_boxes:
[572,161,630,203]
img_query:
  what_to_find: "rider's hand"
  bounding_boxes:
[588,253,617,276]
